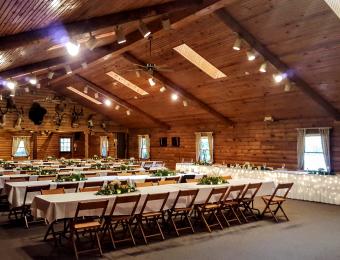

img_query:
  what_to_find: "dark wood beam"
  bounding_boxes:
[122,52,234,126]
[73,74,171,129]
[0,0,200,51]
[215,8,340,121]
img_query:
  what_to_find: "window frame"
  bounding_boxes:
[199,136,211,163]
[59,137,72,153]
[13,140,28,157]
[139,136,148,160]
[303,133,326,171]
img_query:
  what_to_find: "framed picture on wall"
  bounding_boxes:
[171,137,180,147]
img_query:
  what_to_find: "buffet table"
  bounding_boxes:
[176,163,340,205]
[31,178,275,223]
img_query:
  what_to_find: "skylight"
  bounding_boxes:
[67,86,102,104]
[173,44,227,79]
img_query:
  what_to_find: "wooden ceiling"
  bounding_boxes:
[0,0,340,129]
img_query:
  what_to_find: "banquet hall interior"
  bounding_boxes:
[0,0,340,259]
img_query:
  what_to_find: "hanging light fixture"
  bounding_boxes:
[233,36,242,51]
[24,87,30,93]
[36,83,41,89]
[65,39,80,56]
[171,93,178,101]
[246,49,256,61]
[138,20,151,38]
[161,17,171,30]
[86,32,97,51]
[81,62,88,69]
[259,61,267,73]
[115,26,126,44]
[148,77,156,86]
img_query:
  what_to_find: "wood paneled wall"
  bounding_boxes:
[128,117,340,172]
[88,133,117,158]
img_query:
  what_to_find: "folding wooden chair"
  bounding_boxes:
[70,200,109,260]
[83,181,104,190]
[165,176,180,183]
[186,178,199,183]
[168,189,199,236]
[79,187,101,192]
[221,185,246,226]
[117,172,132,176]
[136,192,169,244]
[56,182,79,193]
[195,187,227,232]
[106,171,119,176]
[180,174,196,183]
[145,177,161,183]
[261,183,294,223]
[135,182,153,188]
[21,184,50,228]
[37,175,56,181]
[103,194,141,248]
[5,176,29,183]
[158,180,177,185]
[239,183,262,222]
[41,188,65,195]
[83,172,98,178]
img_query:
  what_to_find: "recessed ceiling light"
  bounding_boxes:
[67,86,102,104]
[173,44,226,79]
[106,71,149,96]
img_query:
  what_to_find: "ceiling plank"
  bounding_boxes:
[0,0,200,51]
[215,8,340,121]
[121,52,234,126]
[72,73,171,129]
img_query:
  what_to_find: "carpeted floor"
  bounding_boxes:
[0,199,339,260]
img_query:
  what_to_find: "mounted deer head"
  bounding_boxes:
[87,114,95,130]
[54,103,66,129]
[14,107,24,129]
[71,106,83,128]
[0,110,6,128]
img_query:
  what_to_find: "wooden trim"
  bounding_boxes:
[73,74,171,129]
[122,52,234,126]
[215,9,340,121]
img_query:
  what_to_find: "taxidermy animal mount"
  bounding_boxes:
[29,102,47,125]
[0,93,24,128]
[71,106,83,128]
[54,103,66,129]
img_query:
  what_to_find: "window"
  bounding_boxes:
[199,137,211,162]
[138,135,150,159]
[60,137,71,152]
[304,135,327,171]
[14,140,28,157]
[100,136,109,157]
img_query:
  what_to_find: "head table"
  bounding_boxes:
[31,178,275,223]
[176,163,340,205]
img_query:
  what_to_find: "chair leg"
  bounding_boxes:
[127,221,136,246]
[199,211,212,233]
[185,213,195,233]
[170,216,180,237]
[95,231,103,256]
[213,211,223,230]
[155,217,165,240]
[71,231,79,260]
[138,218,148,244]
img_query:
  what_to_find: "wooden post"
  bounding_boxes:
[84,131,89,159]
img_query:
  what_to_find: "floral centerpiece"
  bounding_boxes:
[96,181,136,195]
[152,169,175,177]
[197,175,228,185]
[3,163,16,170]
[0,159,6,165]
[54,173,86,182]
[120,164,132,171]
[19,165,40,172]
[37,169,58,175]
[91,163,110,170]
[46,156,56,161]
[307,168,333,175]
[92,155,99,160]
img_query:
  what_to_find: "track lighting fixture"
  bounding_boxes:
[84,86,88,94]
[104,99,112,106]
[246,49,256,61]
[86,32,97,51]
[28,74,37,85]
[115,26,126,44]
[36,83,41,89]
[284,82,292,92]
[115,105,120,110]
[183,100,188,107]
[138,20,151,38]
[273,73,285,83]
[65,65,72,74]
[135,71,141,78]
[160,86,166,92]
[171,93,178,101]
[148,77,156,86]
[65,39,80,56]
[259,61,267,73]
[24,87,30,93]
[47,71,54,79]
[94,92,99,99]
[126,110,131,116]
[81,62,88,69]
[233,36,242,51]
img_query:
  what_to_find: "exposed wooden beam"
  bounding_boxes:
[122,52,234,126]
[49,0,235,86]
[0,0,200,51]
[215,8,340,121]
[73,74,171,129]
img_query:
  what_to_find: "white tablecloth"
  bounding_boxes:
[176,163,340,205]
[31,178,274,223]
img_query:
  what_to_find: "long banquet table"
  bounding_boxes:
[31,178,275,223]
[176,163,340,205]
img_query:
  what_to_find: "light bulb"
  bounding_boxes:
[148,77,156,86]
[104,99,112,106]
[171,93,178,101]
[65,40,80,56]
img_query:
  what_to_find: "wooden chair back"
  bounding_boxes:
[83,181,104,189]
[106,171,119,176]
[41,187,65,195]
[158,180,177,185]
[117,172,132,176]
[74,200,109,219]
[145,177,161,183]
[171,189,199,210]
[5,176,29,182]
[83,173,98,178]
[56,182,79,192]
[109,194,141,217]
[223,185,246,203]
[79,187,101,192]
[23,184,50,205]
[240,183,262,200]
[165,176,180,182]
[186,179,198,183]
[203,187,227,207]
[37,175,56,181]
[269,183,294,202]
[135,182,153,188]
[140,192,170,214]
[180,174,196,183]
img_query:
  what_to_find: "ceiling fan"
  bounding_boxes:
[128,36,174,76]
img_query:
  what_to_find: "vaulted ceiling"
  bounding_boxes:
[0,0,339,129]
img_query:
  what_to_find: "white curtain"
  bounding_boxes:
[320,128,331,172]
[145,135,150,159]
[195,133,201,162]
[100,136,108,157]
[12,136,30,157]
[138,135,150,159]
[207,132,214,163]
[297,129,306,170]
